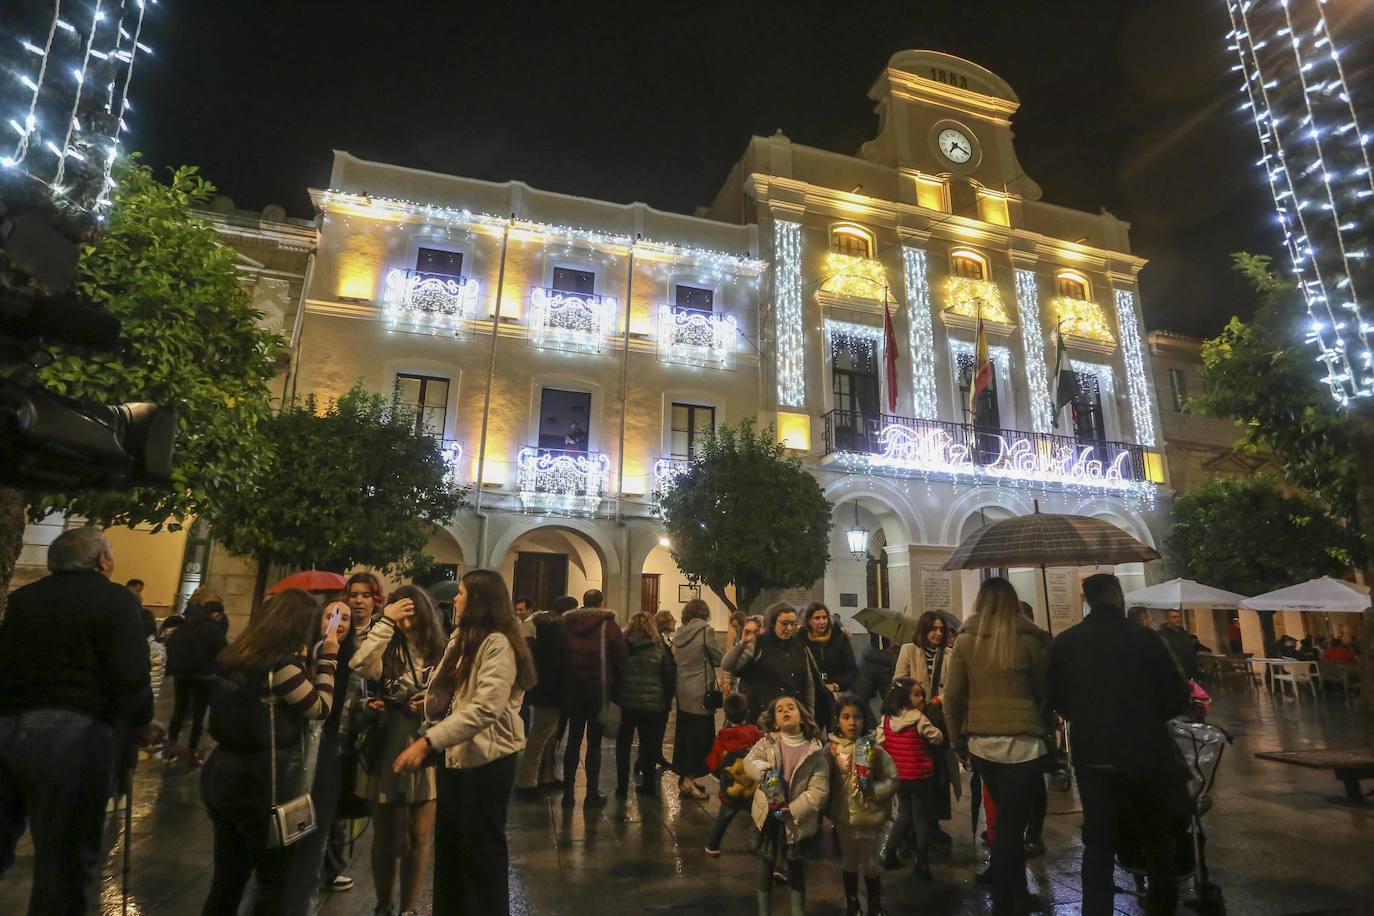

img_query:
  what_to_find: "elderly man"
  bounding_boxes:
[0,527,152,915]
[1158,609,1211,681]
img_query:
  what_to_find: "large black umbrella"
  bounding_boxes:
[942,509,1160,634]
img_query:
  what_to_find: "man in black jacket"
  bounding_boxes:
[1049,574,1191,916]
[514,594,577,797]
[0,527,152,914]
[1158,609,1211,681]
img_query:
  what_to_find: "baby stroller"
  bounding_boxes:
[1117,718,1230,913]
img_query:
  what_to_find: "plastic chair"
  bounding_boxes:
[1271,661,1319,700]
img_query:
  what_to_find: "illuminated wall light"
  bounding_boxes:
[1051,296,1116,344]
[776,411,811,451]
[902,248,939,418]
[944,276,1012,324]
[820,251,888,300]
[1113,289,1157,447]
[1015,269,1055,433]
[774,220,805,407]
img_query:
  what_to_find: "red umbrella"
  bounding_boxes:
[266,570,347,595]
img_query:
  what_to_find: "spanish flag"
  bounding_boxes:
[969,315,994,423]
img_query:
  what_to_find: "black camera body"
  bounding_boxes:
[1,172,176,492]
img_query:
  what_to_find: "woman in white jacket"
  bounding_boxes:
[393,570,536,916]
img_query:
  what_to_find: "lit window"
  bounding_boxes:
[396,373,449,438]
[1056,271,1089,300]
[831,226,873,258]
[951,250,986,280]
[670,403,715,459]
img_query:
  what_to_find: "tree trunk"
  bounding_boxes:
[249,552,271,625]
[0,488,25,620]
[1349,401,1374,748]
[710,583,738,616]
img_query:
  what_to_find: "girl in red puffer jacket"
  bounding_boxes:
[875,677,944,879]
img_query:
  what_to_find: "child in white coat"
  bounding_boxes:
[744,695,830,916]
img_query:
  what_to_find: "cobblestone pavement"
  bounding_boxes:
[2,689,1371,914]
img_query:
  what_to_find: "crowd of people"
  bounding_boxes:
[3,526,1334,915]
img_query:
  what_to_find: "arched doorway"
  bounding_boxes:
[502,526,606,612]
[640,541,735,630]
[409,527,466,589]
[825,493,913,632]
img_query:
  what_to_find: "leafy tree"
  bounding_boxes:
[1167,475,1358,597]
[0,160,281,605]
[1190,254,1360,545]
[659,419,832,613]
[208,383,467,604]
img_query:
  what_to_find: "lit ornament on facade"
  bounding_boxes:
[528,287,618,353]
[382,268,479,337]
[1050,296,1116,344]
[656,306,738,367]
[944,276,1012,324]
[820,252,888,300]
[516,447,611,515]
[1224,0,1374,403]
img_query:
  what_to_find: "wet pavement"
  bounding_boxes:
[2,688,1371,914]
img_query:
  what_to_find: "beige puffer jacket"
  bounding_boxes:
[423,631,526,769]
[743,733,830,844]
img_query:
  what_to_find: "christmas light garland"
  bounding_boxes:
[1015,269,1054,432]
[4,0,156,216]
[1113,289,1157,447]
[1050,296,1116,344]
[1224,0,1374,403]
[528,287,618,353]
[657,306,737,367]
[902,248,939,418]
[774,220,806,407]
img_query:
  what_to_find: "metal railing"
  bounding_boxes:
[528,287,618,352]
[381,268,478,336]
[821,408,1149,484]
[514,446,611,514]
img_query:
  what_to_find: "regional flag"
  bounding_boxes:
[969,316,994,423]
[1051,319,1078,423]
[883,299,899,412]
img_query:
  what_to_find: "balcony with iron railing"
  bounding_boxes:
[528,287,618,353]
[656,306,737,367]
[515,446,611,514]
[821,408,1154,495]
[382,268,479,337]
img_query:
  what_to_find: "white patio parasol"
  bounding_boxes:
[1239,576,1371,613]
[1124,578,1249,610]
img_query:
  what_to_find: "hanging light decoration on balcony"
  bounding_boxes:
[846,501,870,561]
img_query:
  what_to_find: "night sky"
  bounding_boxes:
[56,0,1374,337]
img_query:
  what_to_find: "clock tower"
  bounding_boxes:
[860,50,1042,208]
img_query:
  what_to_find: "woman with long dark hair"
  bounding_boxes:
[393,569,535,916]
[200,589,339,915]
[351,584,447,916]
[943,577,1052,916]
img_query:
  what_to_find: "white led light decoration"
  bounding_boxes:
[774,220,805,407]
[382,268,479,338]
[5,0,154,217]
[902,248,939,418]
[1069,360,1116,397]
[528,287,618,353]
[1015,269,1054,432]
[832,423,1154,505]
[1113,289,1157,447]
[651,457,692,512]
[824,318,886,345]
[657,306,737,367]
[516,447,611,515]
[1224,0,1374,403]
[948,338,1012,374]
[439,440,465,488]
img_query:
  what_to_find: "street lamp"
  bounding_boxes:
[845,502,869,561]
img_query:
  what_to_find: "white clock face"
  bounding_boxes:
[937,128,973,164]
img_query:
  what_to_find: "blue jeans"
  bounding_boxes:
[0,709,115,916]
[706,803,747,851]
